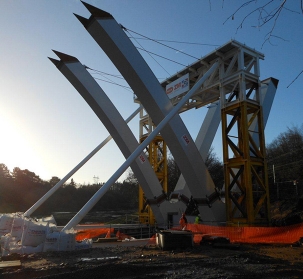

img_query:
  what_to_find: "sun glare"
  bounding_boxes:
[0,114,50,179]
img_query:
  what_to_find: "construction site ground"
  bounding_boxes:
[1,241,303,279]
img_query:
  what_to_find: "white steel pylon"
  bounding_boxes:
[74,2,223,222]
[42,2,278,228]
[61,59,219,231]
[49,51,170,226]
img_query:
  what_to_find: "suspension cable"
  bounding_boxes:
[122,26,200,60]
[85,65,132,92]
[130,37,220,47]
[94,77,133,92]
[124,28,171,76]
[135,47,187,67]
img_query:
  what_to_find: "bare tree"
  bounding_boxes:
[167,147,223,193]
[267,125,303,183]
[223,0,303,87]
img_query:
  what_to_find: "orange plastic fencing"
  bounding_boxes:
[146,234,156,245]
[187,223,303,244]
[116,231,133,240]
[75,223,303,244]
[75,228,114,241]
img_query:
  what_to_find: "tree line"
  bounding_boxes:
[0,125,302,215]
[0,166,138,215]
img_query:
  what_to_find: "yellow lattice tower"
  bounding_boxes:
[221,80,270,226]
[138,111,167,225]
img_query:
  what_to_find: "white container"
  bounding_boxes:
[43,231,61,252]
[58,230,75,251]
[75,239,93,250]
[0,214,14,236]
[21,221,48,246]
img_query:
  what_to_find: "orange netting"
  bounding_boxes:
[116,231,133,240]
[146,234,157,245]
[186,223,303,244]
[75,223,303,244]
[75,228,114,241]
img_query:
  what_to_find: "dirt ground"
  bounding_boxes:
[1,241,303,279]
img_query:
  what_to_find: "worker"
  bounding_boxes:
[195,214,201,224]
[179,213,188,230]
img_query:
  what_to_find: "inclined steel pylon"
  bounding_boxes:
[72,2,278,226]
[60,56,219,231]
[74,2,225,223]
[49,51,171,226]
[23,3,279,229]
[42,2,279,229]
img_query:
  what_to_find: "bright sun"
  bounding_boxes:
[0,113,50,179]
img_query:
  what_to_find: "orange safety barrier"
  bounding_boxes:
[146,234,157,245]
[75,223,303,244]
[75,228,114,241]
[186,223,303,244]
[116,231,133,240]
[105,229,111,238]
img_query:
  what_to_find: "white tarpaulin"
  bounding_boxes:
[0,213,91,255]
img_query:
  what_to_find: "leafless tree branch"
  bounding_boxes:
[225,0,287,40]
[261,3,285,48]
[224,0,303,87]
[241,0,276,31]
[223,0,256,25]
[287,69,303,88]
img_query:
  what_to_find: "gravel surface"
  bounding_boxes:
[1,242,303,278]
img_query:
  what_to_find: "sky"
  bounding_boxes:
[0,0,302,186]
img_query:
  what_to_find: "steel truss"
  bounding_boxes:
[23,2,279,230]
[47,2,277,228]
[219,48,270,226]
[160,41,271,226]
[74,2,223,224]
[138,109,168,224]
[222,100,270,226]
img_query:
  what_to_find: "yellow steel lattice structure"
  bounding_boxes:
[221,85,270,226]
[138,112,167,225]
[133,40,272,226]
